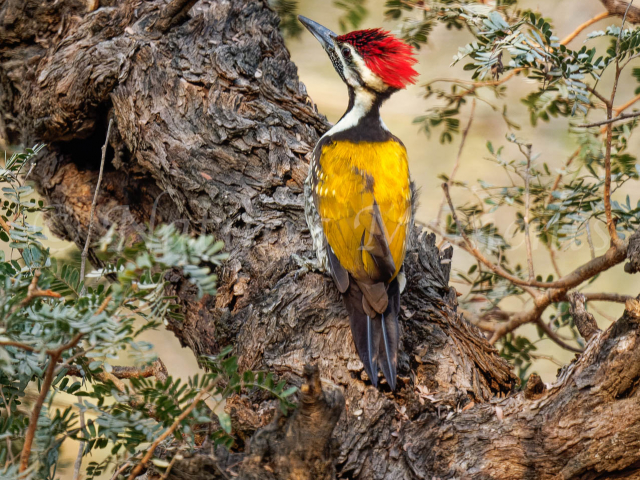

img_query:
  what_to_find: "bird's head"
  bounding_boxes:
[298,16,418,95]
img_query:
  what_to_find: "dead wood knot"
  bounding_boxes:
[626,297,640,321]
[524,373,547,400]
[238,364,344,480]
[625,229,640,274]
[569,292,601,341]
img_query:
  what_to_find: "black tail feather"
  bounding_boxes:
[344,278,400,389]
[366,316,378,387]
[379,314,397,390]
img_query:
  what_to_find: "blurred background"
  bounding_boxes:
[4,0,639,476]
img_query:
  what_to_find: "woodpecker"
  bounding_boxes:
[299,16,417,390]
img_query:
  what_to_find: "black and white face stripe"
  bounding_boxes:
[298,16,397,140]
[298,16,389,94]
[327,48,347,84]
[321,43,396,139]
[332,42,390,94]
[333,43,366,90]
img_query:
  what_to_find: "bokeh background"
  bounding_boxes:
[4,0,639,477]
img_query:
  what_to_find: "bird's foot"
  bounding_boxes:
[291,253,326,279]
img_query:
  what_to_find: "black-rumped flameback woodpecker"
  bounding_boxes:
[299,16,418,390]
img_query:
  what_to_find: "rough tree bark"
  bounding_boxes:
[1,1,640,478]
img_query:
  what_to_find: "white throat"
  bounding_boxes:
[322,88,387,138]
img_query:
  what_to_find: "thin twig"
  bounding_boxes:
[530,353,565,367]
[99,371,126,392]
[581,292,634,303]
[20,270,61,307]
[614,92,640,115]
[126,384,214,480]
[80,118,113,294]
[587,85,611,107]
[548,245,563,278]
[19,333,84,472]
[0,340,36,352]
[19,355,59,472]
[1,333,87,357]
[0,387,13,459]
[604,102,619,245]
[549,95,640,204]
[585,222,596,259]
[547,149,579,205]
[4,438,13,469]
[616,0,634,57]
[429,219,628,291]
[487,242,629,344]
[535,318,583,353]
[95,294,113,315]
[604,112,618,243]
[64,359,168,383]
[589,303,618,322]
[0,216,11,235]
[159,454,180,480]
[437,99,476,226]
[619,51,640,71]
[602,0,634,246]
[72,398,86,480]
[23,161,36,182]
[522,144,535,282]
[110,460,132,480]
[440,183,540,298]
[560,11,612,45]
[577,110,640,127]
[55,348,93,376]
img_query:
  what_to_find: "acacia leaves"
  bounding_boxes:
[0,146,295,480]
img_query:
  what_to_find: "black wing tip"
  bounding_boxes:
[360,314,398,391]
[343,280,400,392]
[386,375,397,391]
[368,369,379,388]
[379,312,398,391]
[365,365,396,390]
[365,315,379,388]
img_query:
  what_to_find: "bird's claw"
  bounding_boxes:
[291,253,326,280]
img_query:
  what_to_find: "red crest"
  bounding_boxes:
[336,29,418,89]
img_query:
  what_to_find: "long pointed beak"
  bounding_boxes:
[298,15,337,51]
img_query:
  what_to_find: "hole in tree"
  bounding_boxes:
[56,104,116,173]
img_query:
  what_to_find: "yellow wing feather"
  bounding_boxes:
[314,139,411,283]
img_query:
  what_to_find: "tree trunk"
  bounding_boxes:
[1,1,640,478]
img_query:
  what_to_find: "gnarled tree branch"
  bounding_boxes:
[1,1,639,478]
[600,0,640,22]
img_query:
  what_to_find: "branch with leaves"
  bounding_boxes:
[0,145,302,480]
[376,0,640,377]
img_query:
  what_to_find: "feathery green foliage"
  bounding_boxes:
[270,0,304,38]
[335,0,369,32]
[0,146,296,479]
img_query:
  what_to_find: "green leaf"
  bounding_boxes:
[217,411,232,434]
[282,387,298,398]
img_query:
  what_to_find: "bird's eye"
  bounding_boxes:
[342,47,351,58]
